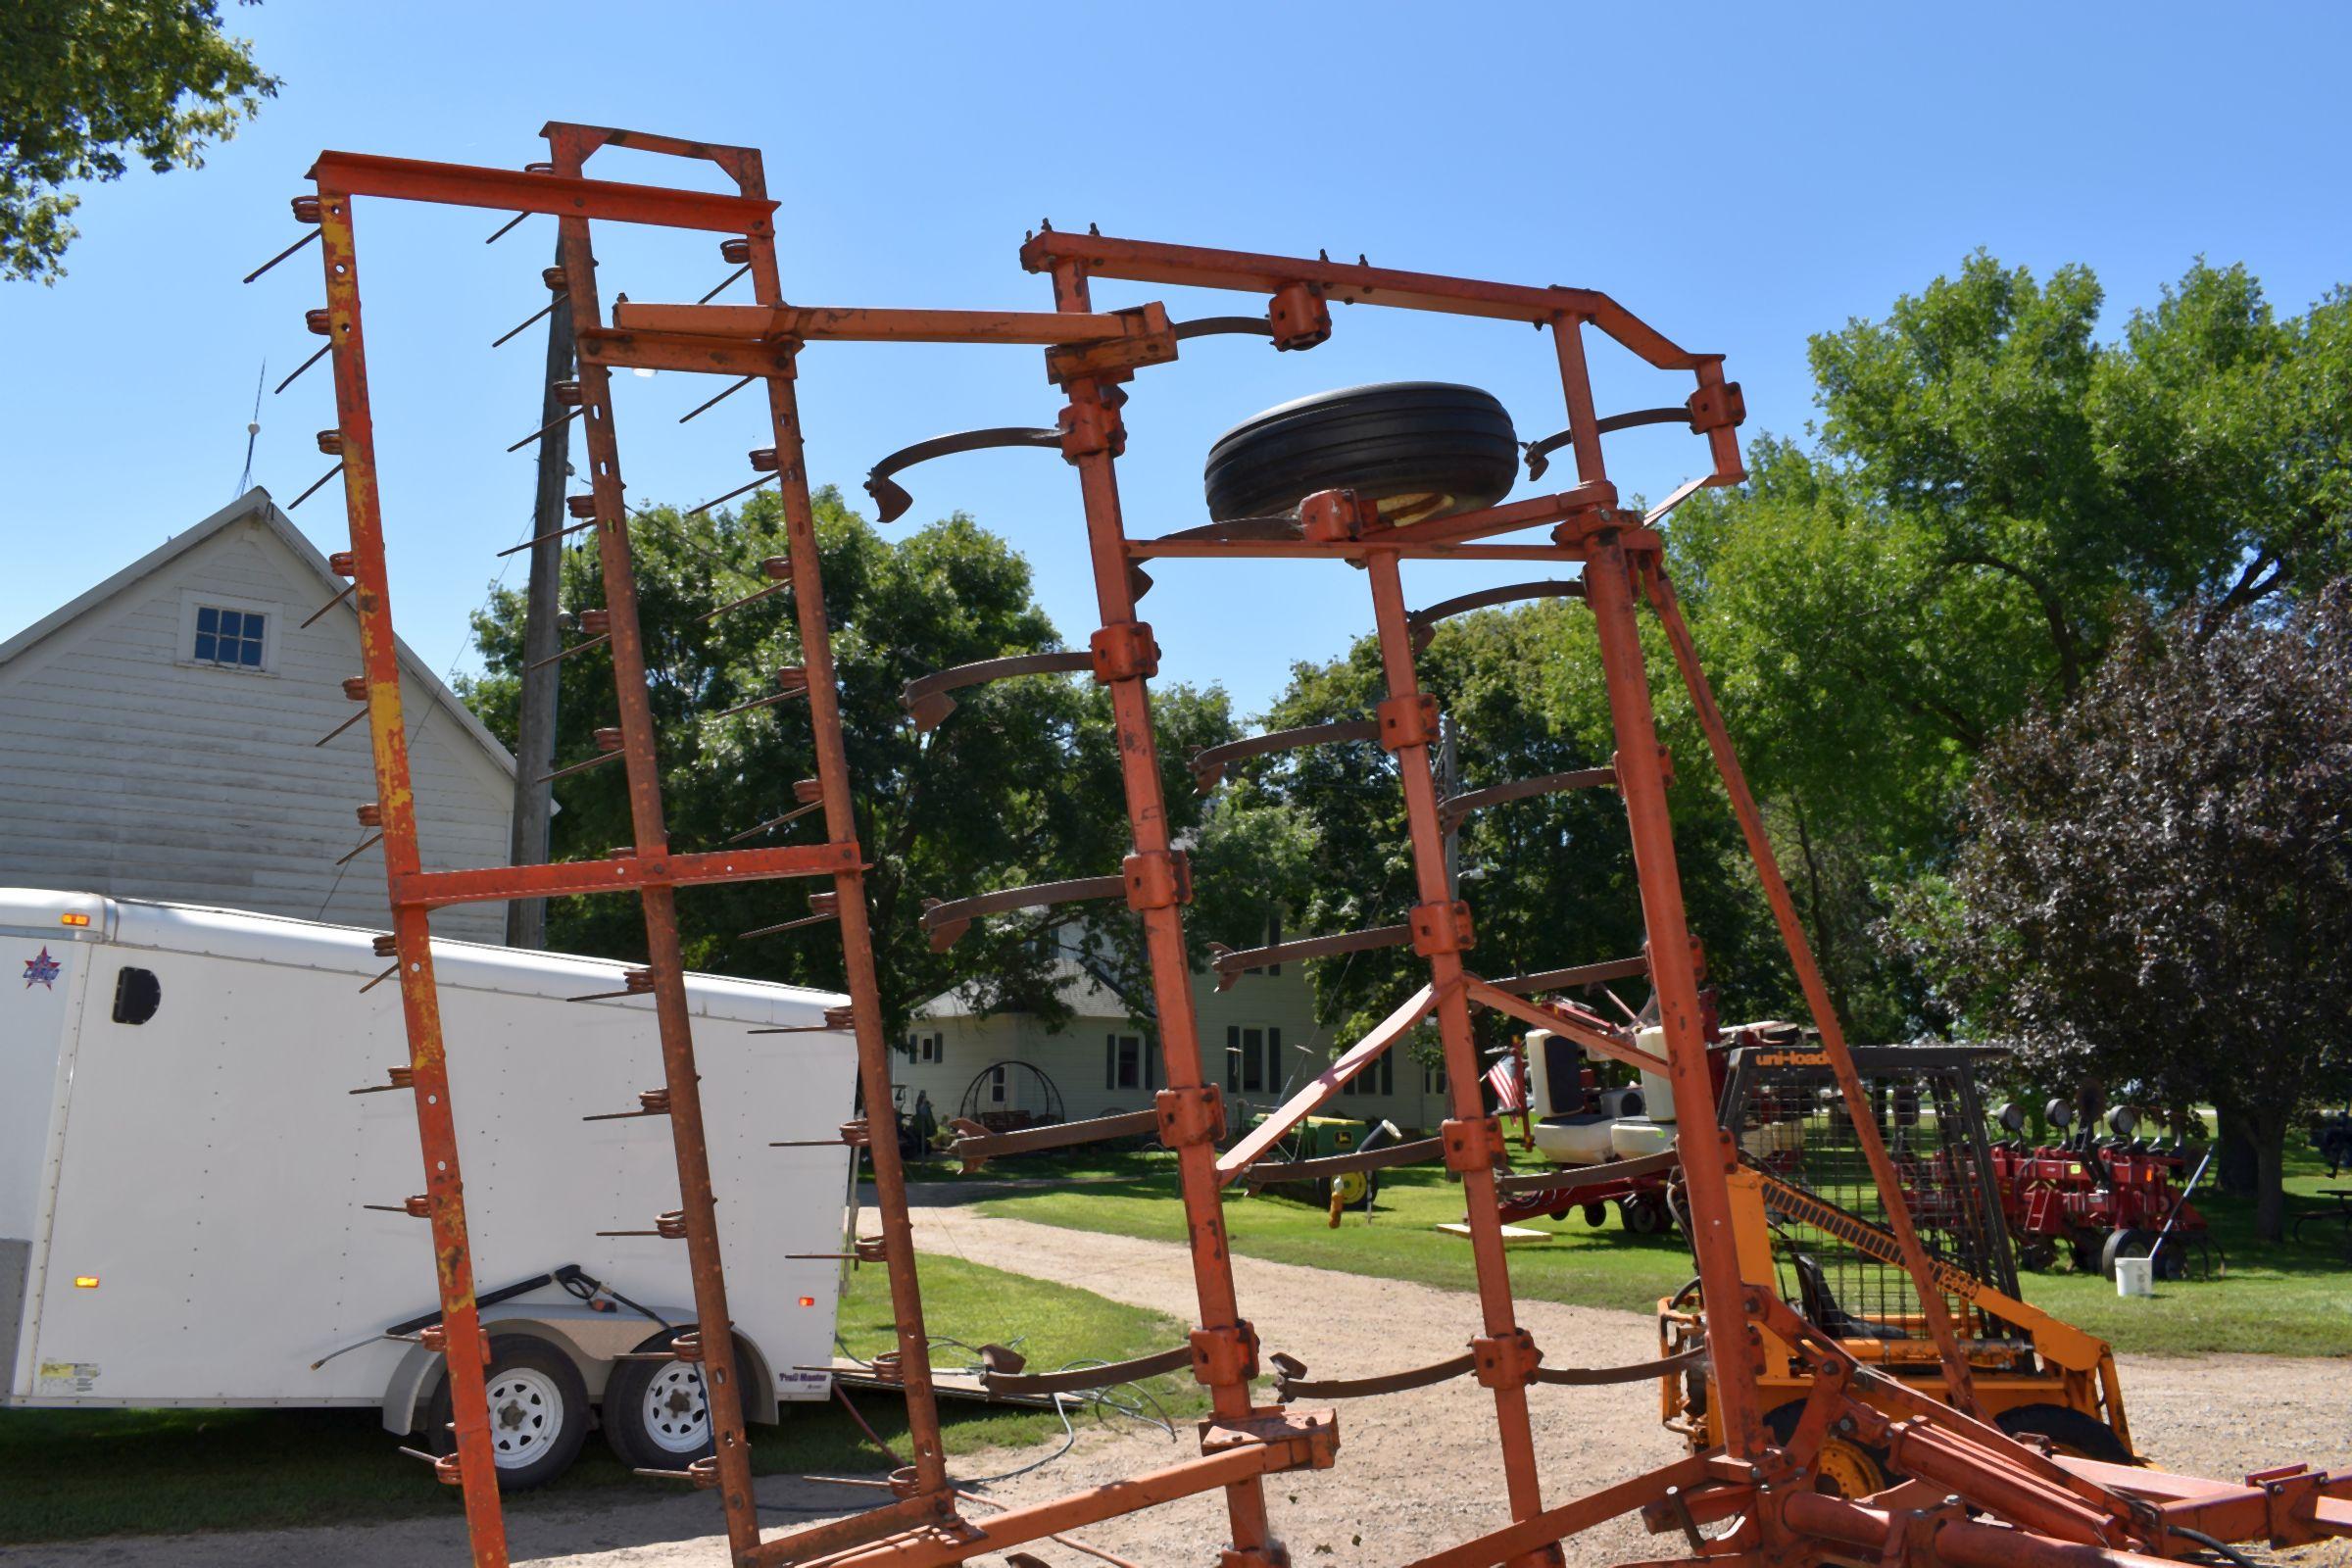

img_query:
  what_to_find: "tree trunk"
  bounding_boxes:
[2215,1103,2260,1200]
[2251,1112,2288,1244]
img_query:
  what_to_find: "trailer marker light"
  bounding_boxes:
[798,1296,815,1307]
[74,1276,99,1289]
[60,912,90,927]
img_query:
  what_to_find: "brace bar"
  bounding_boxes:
[1239,1136,1445,1192]
[981,1346,1194,1397]
[1461,977,1667,1076]
[920,875,1124,951]
[1191,718,1381,791]
[903,651,1092,731]
[945,1107,1161,1171]
[610,300,1161,345]
[1408,580,1586,651]
[1209,923,1408,986]
[1440,765,1617,825]
[1215,984,1437,1184]
[1494,1150,1680,1196]
[1483,953,1651,997]
[309,151,772,232]
[390,841,859,908]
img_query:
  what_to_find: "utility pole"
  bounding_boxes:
[505,240,575,948]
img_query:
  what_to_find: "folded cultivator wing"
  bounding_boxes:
[269,123,2351,1568]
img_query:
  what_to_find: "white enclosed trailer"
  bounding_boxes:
[0,888,858,1486]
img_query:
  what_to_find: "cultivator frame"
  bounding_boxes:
[282,123,2351,1568]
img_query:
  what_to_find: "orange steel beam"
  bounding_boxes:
[1214,983,1438,1184]
[389,840,860,907]
[1540,301,1767,1463]
[1019,230,1712,369]
[308,150,773,233]
[799,1418,1337,1568]
[1395,1453,1724,1568]
[1362,549,1551,1553]
[609,300,1161,345]
[1459,977,1669,1077]
[1638,561,1984,1415]
[1043,255,1283,1568]
[701,135,962,1512]
[541,127,764,1558]
[310,178,510,1566]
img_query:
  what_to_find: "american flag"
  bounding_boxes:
[1485,1053,1524,1112]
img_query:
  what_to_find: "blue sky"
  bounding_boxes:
[4,3,2345,715]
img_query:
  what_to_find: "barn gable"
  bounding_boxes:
[0,489,517,942]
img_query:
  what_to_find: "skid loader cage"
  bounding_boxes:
[254,120,2352,1568]
[1724,1045,2022,1337]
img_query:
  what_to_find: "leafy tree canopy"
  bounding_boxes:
[1899,585,2352,1238]
[1,0,276,283]
[463,488,1238,1041]
[1666,254,2352,1034]
[1200,598,1785,1064]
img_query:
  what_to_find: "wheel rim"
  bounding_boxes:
[1813,1438,1887,1498]
[641,1363,710,1454]
[483,1366,565,1469]
[1338,1172,1370,1207]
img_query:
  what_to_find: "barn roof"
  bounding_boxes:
[0,487,516,780]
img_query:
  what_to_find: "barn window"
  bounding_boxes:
[192,606,268,668]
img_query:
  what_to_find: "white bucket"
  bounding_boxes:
[2115,1256,2154,1298]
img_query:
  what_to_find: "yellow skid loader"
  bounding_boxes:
[1657,1043,2132,1496]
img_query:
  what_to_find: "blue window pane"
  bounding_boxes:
[223,611,246,640]
[237,638,263,666]
[196,607,219,634]
[192,633,217,662]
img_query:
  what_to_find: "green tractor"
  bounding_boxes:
[1243,1113,1400,1222]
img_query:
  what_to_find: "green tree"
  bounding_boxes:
[1200,598,1782,1070]
[1670,254,2352,1035]
[1,0,276,283]
[1904,586,2352,1240]
[462,489,1238,1042]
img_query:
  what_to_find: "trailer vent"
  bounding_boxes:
[111,967,161,1025]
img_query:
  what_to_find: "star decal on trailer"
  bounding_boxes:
[24,947,62,989]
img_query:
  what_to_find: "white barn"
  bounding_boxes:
[894,943,1453,1136]
[0,489,518,943]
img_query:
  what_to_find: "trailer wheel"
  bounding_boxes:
[1994,1404,2133,1465]
[1582,1201,1609,1228]
[1203,382,1518,525]
[425,1334,589,1491]
[603,1327,751,1471]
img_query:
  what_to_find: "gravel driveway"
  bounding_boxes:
[9,1208,2346,1568]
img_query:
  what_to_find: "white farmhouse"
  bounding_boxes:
[0,489,518,943]
[894,941,1454,1136]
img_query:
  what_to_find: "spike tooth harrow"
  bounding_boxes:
[282,123,2352,1568]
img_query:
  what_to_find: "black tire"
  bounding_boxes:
[1994,1403,2133,1465]
[2017,1238,2058,1272]
[1582,1201,1609,1228]
[425,1333,590,1492]
[1203,382,1518,524]
[602,1328,758,1473]
[2069,1234,2102,1275]
[2100,1227,2187,1283]
[1621,1193,1667,1236]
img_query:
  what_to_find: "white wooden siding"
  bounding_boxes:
[0,516,514,943]
[905,962,1453,1135]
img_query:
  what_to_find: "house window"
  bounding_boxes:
[988,1064,1007,1103]
[1341,1052,1395,1099]
[192,605,267,668]
[1105,1033,1144,1091]
[1225,1025,1281,1095]
[900,1031,943,1063]
[1424,1061,1448,1096]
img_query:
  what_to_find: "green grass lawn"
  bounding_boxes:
[0,1253,1198,1546]
[973,1142,2352,1358]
